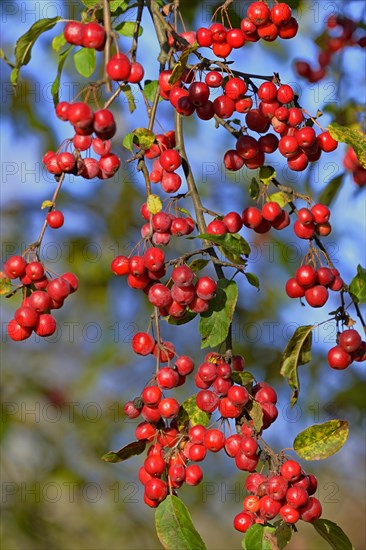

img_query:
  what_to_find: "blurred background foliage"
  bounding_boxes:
[1,0,365,548]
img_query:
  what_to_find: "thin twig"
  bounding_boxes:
[103,0,112,93]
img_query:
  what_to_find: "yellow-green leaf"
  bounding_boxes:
[259,165,276,185]
[41,200,53,210]
[168,42,199,85]
[249,178,260,199]
[294,420,349,460]
[132,127,155,150]
[101,440,146,463]
[147,194,162,214]
[176,395,210,431]
[268,191,290,208]
[328,123,366,168]
[188,259,210,272]
[349,264,366,304]
[115,21,143,37]
[231,371,254,388]
[313,519,354,550]
[51,45,73,106]
[122,132,134,151]
[247,400,263,432]
[199,279,238,348]
[155,495,206,550]
[242,523,291,550]
[0,274,12,296]
[52,31,67,52]
[280,325,313,407]
[73,47,96,78]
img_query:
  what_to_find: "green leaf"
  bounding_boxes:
[274,522,293,549]
[199,279,238,348]
[318,173,344,206]
[0,48,15,68]
[51,45,73,106]
[0,274,12,296]
[259,165,276,185]
[231,371,255,388]
[155,495,206,550]
[115,21,143,37]
[109,0,129,12]
[73,47,96,78]
[81,0,100,6]
[242,523,289,550]
[249,178,260,200]
[188,259,210,272]
[132,127,155,150]
[12,17,61,87]
[143,79,159,102]
[122,132,134,151]
[196,233,250,264]
[147,194,162,214]
[349,264,366,304]
[247,400,263,432]
[328,123,366,168]
[243,272,260,290]
[10,68,19,86]
[168,43,199,85]
[101,440,146,463]
[268,192,290,208]
[177,206,192,218]
[52,32,67,52]
[294,420,349,460]
[313,519,354,550]
[280,325,313,407]
[121,84,136,113]
[176,395,210,431]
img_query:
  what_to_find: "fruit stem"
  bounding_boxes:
[130,0,145,63]
[103,0,112,93]
[28,172,66,252]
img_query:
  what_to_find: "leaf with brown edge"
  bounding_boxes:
[328,123,366,168]
[293,420,349,460]
[101,440,146,463]
[0,273,12,296]
[280,325,313,407]
[231,371,254,388]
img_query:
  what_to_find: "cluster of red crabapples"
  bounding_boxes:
[111,245,218,317]
[234,459,322,532]
[295,14,366,83]
[63,20,106,50]
[196,1,298,57]
[144,131,185,194]
[159,67,338,173]
[194,354,278,431]
[327,328,366,370]
[3,255,78,341]
[42,102,120,180]
[223,80,338,173]
[285,263,343,308]
[343,147,366,188]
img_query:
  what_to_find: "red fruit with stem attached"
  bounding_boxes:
[240,437,258,457]
[144,478,168,502]
[305,285,328,307]
[258,81,278,102]
[132,332,155,356]
[278,17,299,39]
[46,210,64,229]
[35,313,57,337]
[8,319,32,341]
[224,150,245,171]
[68,102,94,130]
[106,53,131,81]
[172,265,194,288]
[148,284,172,308]
[227,385,249,406]
[4,255,27,278]
[143,248,165,272]
[277,84,294,104]
[311,203,331,223]
[82,22,106,49]
[196,390,219,413]
[233,511,255,533]
[226,28,246,48]
[242,207,263,229]
[285,278,305,298]
[159,149,181,172]
[213,95,235,118]
[328,346,352,369]
[56,101,70,121]
[280,504,300,524]
[235,450,259,471]
[295,265,318,288]
[225,77,247,100]
[144,455,166,477]
[294,220,315,239]
[267,475,289,501]
[64,21,83,45]
[246,109,270,133]
[128,61,144,83]
[158,397,180,418]
[135,422,157,441]
[299,497,322,522]
[317,131,338,152]
[156,367,179,389]
[185,464,203,486]
[14,306,38,328]
[175,355,194,376]
[223,211,243,233]
[247,1,270,25]
[286,486,309,508]
[188,81,210,107]
[271,3,292,26]
[262,201,282,222]
[196,27,213,47]
[236,135,259,159]
[259,496,282,520]
[99,154,120,176]
[25,261,44,281]
[196,277,217,300]
[338,329,362,353]
[73,134,92,151]
[204,429,225,452]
